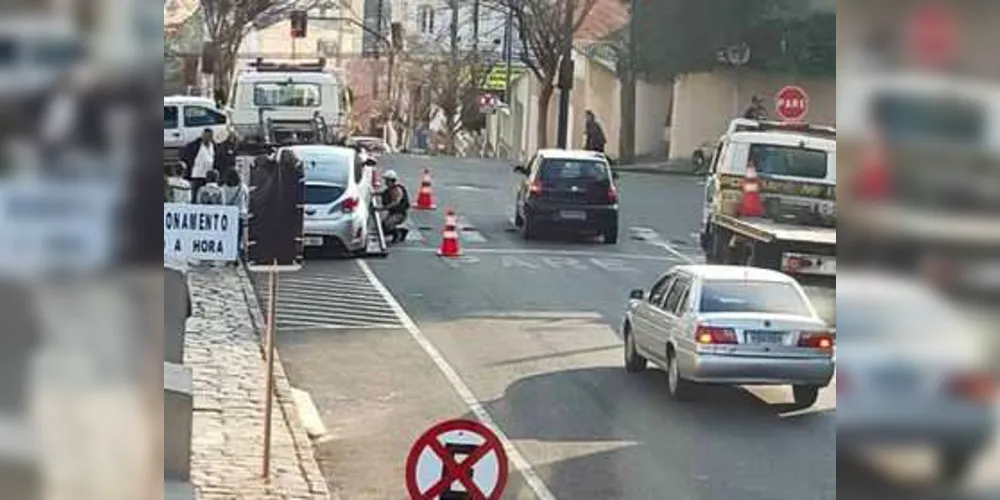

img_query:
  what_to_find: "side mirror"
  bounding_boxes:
[513,165,527,175]
[629,289,644,300]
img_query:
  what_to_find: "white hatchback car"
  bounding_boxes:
[623,265,835,406]
[280,145,375,255]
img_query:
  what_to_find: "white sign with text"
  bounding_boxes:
[164,203,239,261]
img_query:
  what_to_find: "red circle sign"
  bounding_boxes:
[405,419,509,500]
[907,3,958,66]
[775,86,808,121]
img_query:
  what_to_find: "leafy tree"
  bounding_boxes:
[506,0,599,148]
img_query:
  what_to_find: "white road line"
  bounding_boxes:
[649,241,697,264]
[391,246,681,262]
[278,323,402,331]
[275,294,396,310]
[356,260,559,500]
[277,308,401,323]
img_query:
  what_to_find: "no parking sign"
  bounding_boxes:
[405,419,509,499]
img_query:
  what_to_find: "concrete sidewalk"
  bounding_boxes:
[184,266,331,499]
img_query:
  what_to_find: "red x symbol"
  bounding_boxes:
[420,438,497,499]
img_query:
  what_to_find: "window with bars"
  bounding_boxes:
[417,5,435,34]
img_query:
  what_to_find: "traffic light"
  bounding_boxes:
[290,10,307,38]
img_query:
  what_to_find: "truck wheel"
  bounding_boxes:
[708,226,730,264]
[747,241,782,270]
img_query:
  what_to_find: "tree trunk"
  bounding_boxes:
[536,82,554,149]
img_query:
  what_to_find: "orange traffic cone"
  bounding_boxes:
[738,163,765,217]
[436,208,463,257]
[412,168,437,210]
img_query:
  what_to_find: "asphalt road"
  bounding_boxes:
[269,154,991,499]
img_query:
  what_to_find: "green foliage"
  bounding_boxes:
[628,0,833,80]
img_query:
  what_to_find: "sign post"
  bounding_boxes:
[405,419,509,499]
[775,85,809,122]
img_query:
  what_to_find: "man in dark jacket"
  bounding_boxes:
[742,96,769,120]
[584,110,607,153]
[180,129,228,199]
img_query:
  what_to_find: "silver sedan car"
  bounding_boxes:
[280,145,375,255]
[623,265,835,406]
[836,272,997,484]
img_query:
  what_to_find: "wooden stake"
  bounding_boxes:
[262,259,278,479]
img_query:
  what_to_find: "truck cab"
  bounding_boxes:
[229,58,350,150]
[700,119,837,276]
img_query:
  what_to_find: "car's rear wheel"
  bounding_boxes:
[520,214,537,240]
[666,348,694,401]
[603,224,619,244]
[792,385,820,408]
[623,325,647,373]
[940,447,978,484]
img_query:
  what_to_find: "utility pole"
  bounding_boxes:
[503,0,514,103]
[449,0,460,154]
[555,0,575,149]
[471,0,481,88]
[619,0,637,164]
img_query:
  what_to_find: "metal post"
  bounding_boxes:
[555,0,575,149]
[503,0,514,103]
[261,259,278,478]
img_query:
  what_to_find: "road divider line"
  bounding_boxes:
[650,241,697,264]
[390,246,682,262]
[356,260,559,500]
[278,323,403,332]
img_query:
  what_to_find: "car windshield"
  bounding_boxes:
[253,82,321,107]
[539,159,609,185]
[699,280,812,316]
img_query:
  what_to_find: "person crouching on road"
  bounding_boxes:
[378,170,410,244]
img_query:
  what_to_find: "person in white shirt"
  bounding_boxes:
[182,128,218,201]
[165,162,192,203]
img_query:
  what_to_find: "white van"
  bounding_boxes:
[163,95,230,151]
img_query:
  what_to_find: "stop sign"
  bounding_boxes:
[775,86,808,121]
[907,3,958,66]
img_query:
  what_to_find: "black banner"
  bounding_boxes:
[247,152,304,267]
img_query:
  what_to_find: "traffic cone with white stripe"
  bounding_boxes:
[412,168,437,210]
[436,208,462,257]
[738,163,765,217]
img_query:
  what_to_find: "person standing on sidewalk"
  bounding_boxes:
[182,128,222,201]
[583,110,607,154]
[165,162,192,203]
[196,169,224,205]
[221,169,248,264]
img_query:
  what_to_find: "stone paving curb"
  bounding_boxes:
[237,264,335,500]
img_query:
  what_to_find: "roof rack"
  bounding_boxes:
[727,118,836,139]
[249,58,327,72]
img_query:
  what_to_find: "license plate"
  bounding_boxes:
[303,236,324,247]
[559,210,586,220]
[745,331,786,344]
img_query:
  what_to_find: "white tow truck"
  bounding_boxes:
[699,119,837,277]
[228,58,350,153]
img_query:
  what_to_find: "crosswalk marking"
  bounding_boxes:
[253,262,404,330]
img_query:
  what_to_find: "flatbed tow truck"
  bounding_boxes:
[700,119,837,278]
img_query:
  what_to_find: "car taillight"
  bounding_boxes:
[695,326,737,345]
[608,185,618,203]
[529,180,543,196]
[341,196,359,213]
[784,256,814,273]
[797,331,835,350]
[948,372,998,404]
[853,145,893,200]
